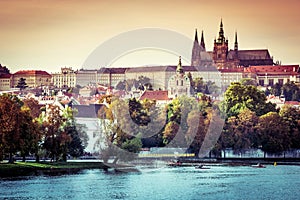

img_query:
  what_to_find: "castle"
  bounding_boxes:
[191,19,274,69]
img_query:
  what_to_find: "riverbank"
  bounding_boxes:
[0,161,108,177]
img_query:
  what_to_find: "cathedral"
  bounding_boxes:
[191,19,274,69]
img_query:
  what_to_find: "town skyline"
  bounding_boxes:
[1,0,300,73]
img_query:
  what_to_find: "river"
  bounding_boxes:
[1,164,300,200]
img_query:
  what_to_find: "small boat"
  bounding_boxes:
[167,160,182,167]
[195,165,210,169]
[251,163,266,168]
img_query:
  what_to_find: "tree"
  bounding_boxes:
[270,83,282,96]
[96,98,143,164]
[240,78,257,86]
[185,110,206,156]
[0,94,24,162]
[257,112,290,157]
[282,81,300,101]
[223,82,276,117]
[16,78,28,91]
[18,106,41,162]
[226,109,259,155]
[162,121,180,145]
[279,105,300,149]
[39,105,73,161]
[23,98,41,119]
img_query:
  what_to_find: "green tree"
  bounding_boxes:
[97,98,143,164]
[279,105,300,149]
[223,82,276,117]
[257,112,290,157]
[282,81,300,101]
[39,105,73,161]
[270,83,282,96]
[226,109,259,154]
[16,78,28,91]
[240,78,257,86]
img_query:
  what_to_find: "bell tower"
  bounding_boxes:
[213,19,229,68]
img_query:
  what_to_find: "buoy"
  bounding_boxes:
[274,162,277,166]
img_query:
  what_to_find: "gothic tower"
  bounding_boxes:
[213,19,229,68]
[200,30,206,51]
[191,29,201,66]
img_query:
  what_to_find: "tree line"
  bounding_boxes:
[0,94,88,163]
[96,80,300,161]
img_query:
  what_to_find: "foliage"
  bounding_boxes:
[223,82,276,117]
[279,105,300,149]
[16,78,28,91]
[0,94,40,163]
[115,76,153,91]
[282,81,300,101]
[257,112,289,154]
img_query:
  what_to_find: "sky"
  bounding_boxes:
[1,0,300,73]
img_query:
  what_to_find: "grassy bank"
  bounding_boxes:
[0,161,107,177]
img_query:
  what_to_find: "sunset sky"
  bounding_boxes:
[1,0,300,73]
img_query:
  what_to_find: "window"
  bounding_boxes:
[268,79,274,86]
[278,79,284,86]
[181,80,183,86]
[259,80,264,86]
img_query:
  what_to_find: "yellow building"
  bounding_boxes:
[0,74,12,91]
[13,70,52,88]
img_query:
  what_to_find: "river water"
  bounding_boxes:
[1,164,300,200]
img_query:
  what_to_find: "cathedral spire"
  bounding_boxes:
[176,56,184,74]
[200,30,206,50]
[194,29,198,43]
[234,31,238,51]
[218,18,225,43]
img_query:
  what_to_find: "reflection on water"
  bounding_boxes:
[1,165,300,200]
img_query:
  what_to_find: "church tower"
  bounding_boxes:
[213,19,229,68]
[234,31,239,60]
[191,29,201,66]
[200,30,206,51]
[168,56,191,99]
[191,29,207,66]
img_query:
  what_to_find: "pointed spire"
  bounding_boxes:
[234,31,238,51]
[176,56,184,74]
[200,30,206,50]
[194,29,198,42]
[218,18,225,43]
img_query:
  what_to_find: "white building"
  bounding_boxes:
[52,67,77,88]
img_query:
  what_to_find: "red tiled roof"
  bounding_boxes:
[244,65,299,75]
[139,90,170,101]
[14,70,51,76]
[0,74,12,78]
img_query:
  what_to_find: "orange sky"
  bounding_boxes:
[1,0,300,72]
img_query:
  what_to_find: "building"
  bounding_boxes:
[97,67,127,88]
[0,64,12,91]
[244,65,300,86]
[76,69,98,87]
[52,67,77,88]
[139,90,171,106]
[12,70,52,88]
[0,74,12,91]
[168,57,191,98]
[219,67,244,89]
[191,19,274,69]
